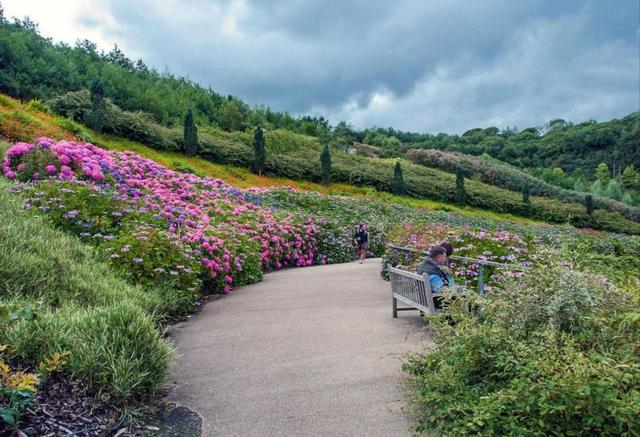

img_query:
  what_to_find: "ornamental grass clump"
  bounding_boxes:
[403,261,640,436]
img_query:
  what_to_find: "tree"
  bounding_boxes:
[621,165,638,189]
[522,186,531,215]
[320,144,331,185]
[183,109,198,156]
[604,179,623,201]
[585,194,595,215]
[219,98,245,131]
[391,161,406,195]
[251,125,266,175]
[85,77,106,133]
[595,163,610,184]
[455,166,466,206]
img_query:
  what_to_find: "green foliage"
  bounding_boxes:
[85,77,106,133]
[522,186,531,216]
[391,161,406,195]
[408,148,640,222]
[622,165,638,189]
[404,262,640,436]
[51,116,94,143]
[219,98,246,131]
[320,144,331,185]
[585,194,595,215]
[49,90,180,150]
[455,166,466,206]
[596,162,610,184]
[0,179,175,402]
[604,179,623,201]
[251,125,266,175]
[25,99,51,114]
[183,108,198,156]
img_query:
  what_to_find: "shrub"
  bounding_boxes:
[5,302,174,401]
[404,262,640,436]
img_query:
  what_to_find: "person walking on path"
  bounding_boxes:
[353,224,369,263]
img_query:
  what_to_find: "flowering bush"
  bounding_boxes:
[383,222,537,290]
[403,261,640,435]
[3,138,320,295]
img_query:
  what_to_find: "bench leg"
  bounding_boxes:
[392,296,398,318]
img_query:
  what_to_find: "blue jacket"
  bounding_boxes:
[417,259,455,294]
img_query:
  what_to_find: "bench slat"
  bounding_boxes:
[389,267,436,317]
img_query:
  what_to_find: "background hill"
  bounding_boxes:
[0,13,639,233]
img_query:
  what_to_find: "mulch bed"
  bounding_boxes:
[1,375,148,437]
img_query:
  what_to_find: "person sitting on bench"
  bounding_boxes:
[417,245,455,309]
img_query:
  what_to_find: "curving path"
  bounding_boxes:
[168,258,430,437]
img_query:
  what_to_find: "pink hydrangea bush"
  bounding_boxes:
[3,138,321,295]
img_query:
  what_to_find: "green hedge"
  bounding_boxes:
[408,148,640,222]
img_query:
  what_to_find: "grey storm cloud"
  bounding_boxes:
[77,0,638,133]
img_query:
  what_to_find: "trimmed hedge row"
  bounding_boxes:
[408,148,640,222]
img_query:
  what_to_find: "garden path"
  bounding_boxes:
[168,258,430,437]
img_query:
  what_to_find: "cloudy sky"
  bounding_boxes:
[3,0,639,133]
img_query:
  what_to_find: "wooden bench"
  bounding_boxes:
[388,266,437,318]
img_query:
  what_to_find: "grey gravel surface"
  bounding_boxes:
[168,258,431,437]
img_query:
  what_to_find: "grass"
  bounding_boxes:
[0,177,174,402]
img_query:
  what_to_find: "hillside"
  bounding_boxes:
[2,92,640,235]
[0,15,637,189]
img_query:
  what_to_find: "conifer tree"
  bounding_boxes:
[585,194,595,215]
[522,186,531,215]
[183,109,198,156]
[251,125,266,175]
[455,166,466,206]
[320,144,331,185]
[391,161,406,195]
[86,77,106,133]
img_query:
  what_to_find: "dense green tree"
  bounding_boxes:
[585,194,595,215]
[595,163,610,184]
[85,78,106,133]
[455,166,466,206]
[219,98,245,131]
[183,109,198,156]
[251,125,266,175]
[621,165,638,189]
[604,179,623,201]
[522,186,532,216]
[320,144,331,185]
[391,161,406,195]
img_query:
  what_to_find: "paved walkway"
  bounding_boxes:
[168,259,430,437]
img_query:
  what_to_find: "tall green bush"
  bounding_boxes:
[321,144,331,185]
[183,108,198,156]
[85,78,106,133]
[455,166,466,206]
[251,125,266,175]
[391,161,406,195]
